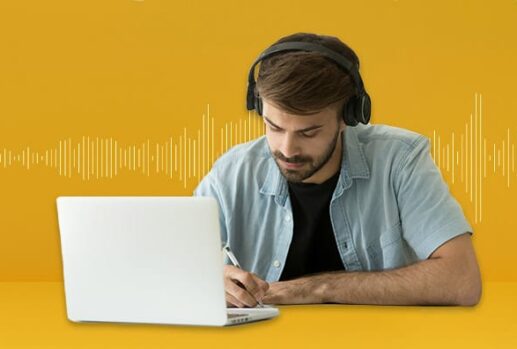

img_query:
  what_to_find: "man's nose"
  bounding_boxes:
[279,134,300,159]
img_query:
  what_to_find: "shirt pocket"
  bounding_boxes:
[366,220,412,271]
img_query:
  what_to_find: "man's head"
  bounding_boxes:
[255,33,360,183]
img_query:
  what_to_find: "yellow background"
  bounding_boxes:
[2,0,515,282]
[1,0,516,281]
[0,1,516,346]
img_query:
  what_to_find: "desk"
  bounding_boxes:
[0,282,515,348]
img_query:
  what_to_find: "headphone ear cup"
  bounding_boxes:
[255,95,263,116]
[343,97,359,126]
[359,93,372,125]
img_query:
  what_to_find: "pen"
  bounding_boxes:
[223,245,264,308]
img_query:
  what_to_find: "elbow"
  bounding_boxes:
[456,273,482,306]
[457,288,481,307]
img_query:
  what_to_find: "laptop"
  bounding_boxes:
[56,196,279,326]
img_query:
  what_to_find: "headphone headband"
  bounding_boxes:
[246,41,371,126]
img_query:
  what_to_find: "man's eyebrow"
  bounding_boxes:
[264,117,324,133]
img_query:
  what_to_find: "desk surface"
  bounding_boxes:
[0,281,515,348]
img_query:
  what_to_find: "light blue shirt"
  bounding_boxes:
[193,123,473,282]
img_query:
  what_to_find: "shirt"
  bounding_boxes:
[193,122,473,283]
[280,170,343,281]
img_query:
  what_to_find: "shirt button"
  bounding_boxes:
[284,215,291,222]
[273,260,281,268]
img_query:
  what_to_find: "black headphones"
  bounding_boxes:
[246,41,371,126]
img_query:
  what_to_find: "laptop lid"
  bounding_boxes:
[57,196,229,326]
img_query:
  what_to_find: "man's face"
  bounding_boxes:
[262,99,345,183]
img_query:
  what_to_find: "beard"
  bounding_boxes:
[272,129,341,183]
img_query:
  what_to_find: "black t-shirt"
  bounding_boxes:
[279,170,345,281]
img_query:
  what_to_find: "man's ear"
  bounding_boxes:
[338,110,346,132]
[331,99,347,132]
[338,116,346,133]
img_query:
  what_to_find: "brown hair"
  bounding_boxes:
[255,32,360,116]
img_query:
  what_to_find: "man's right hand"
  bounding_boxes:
[224,265,269,308]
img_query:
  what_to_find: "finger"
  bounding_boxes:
[226,279,258,307]
[247,274,268,301]
[226,279,257,307]
[225,266,268,301]
[252,274,270,294]
[231,272,263,301]
[226,292,245,308]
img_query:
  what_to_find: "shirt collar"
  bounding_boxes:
[259,125,370,206]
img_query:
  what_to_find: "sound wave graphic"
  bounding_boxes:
[0,105,266,187]
[430,93,514,224]
[0,94,515,223]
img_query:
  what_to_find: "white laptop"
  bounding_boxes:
[56,196,279,326]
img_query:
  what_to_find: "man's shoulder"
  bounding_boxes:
[354,123,428,149]
[349,123,430,175]
[211,136,271,174]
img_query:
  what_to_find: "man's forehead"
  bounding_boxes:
[262,100,333,124]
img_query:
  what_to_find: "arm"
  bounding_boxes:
[262,233,482,306]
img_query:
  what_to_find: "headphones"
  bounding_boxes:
[246,41,371,126]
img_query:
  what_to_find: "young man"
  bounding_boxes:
[193,32,482,307]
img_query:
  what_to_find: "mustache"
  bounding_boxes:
[273,152,311,163]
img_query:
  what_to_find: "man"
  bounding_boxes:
[193,32,482,307]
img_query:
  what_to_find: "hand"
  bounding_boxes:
[224,265,269,308]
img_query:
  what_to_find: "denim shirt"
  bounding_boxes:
[193,123,473,282]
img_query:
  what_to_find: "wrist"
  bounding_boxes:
[295,272,336,304]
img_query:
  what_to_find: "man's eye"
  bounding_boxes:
[300,131,317,138]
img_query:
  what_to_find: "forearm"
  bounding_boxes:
[320,257,461,305]
[264,256,480,306]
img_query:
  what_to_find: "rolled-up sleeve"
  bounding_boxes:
[394,136,473,260]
